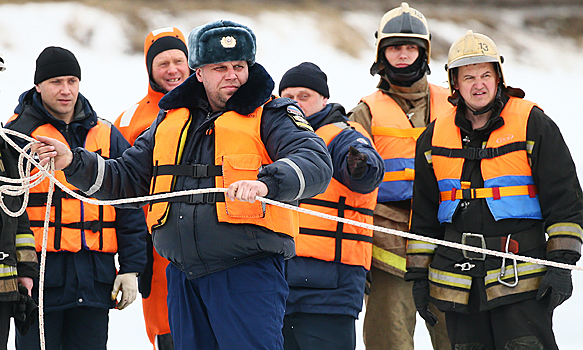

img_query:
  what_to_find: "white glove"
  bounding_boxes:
[111,272,138,310]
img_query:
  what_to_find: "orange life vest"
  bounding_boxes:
[361,84,451,202]
[431,97,543,223]
[27,121,118,253]
[297,121,377,269]
[147,106,299,237]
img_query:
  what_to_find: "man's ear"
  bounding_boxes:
[34,84,41,93]
[195,68,203,83]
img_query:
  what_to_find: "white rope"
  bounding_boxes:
[0,126,581,349]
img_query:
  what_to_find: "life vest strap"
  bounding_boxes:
[383,168,415,182]
[28,189,83,207]
[151,192,226,204]
[432,141,527,160]
[153,164,223,178]
[372,126,425,140]
[299,228,373,243]
[299,198,374,216]
[441,184,538,202]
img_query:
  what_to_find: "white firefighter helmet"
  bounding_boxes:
[445,30,505,93]
[371,2,431,75]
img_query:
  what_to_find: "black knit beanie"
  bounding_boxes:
[146,36,188,77]
[34,46,81,84]
[279,62,329,98]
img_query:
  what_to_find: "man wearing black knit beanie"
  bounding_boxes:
[7,46,147,350]
[280,62,384,350]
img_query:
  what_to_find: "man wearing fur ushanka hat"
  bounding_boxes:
[32,20,333,350]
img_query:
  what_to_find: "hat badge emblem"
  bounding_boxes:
[220,36,237,48]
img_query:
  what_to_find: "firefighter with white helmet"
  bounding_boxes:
[406,30,583,349]
[348,3,451,349]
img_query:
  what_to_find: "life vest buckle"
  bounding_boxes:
[191,164,209,178]
[461,232,486,260]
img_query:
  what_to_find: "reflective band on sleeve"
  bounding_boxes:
[278,158,305,201]
[428,267,472,289]
[547,222,583,240]
[0,265,17,278]
[485,262,547,286]
[85,154,106,197]
[372,245,406,272]
[15,234,35,248]
[406,240,438,254]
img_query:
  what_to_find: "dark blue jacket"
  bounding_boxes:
[8,89,147,311]
[61,63,333,279]
[285,103,384,318]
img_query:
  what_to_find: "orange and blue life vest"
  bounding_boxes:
[297,121,377,269]
[147,105,299,237]
[431,97,543,223]
[361,84,450,202]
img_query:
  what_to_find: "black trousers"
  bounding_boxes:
[445,281,557,350]
[16,306,109,350]
[283,313,356,350]
[0,302,13,350]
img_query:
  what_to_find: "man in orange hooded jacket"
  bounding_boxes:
[114,27,190,350]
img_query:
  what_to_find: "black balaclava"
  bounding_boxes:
[383,47,429,87]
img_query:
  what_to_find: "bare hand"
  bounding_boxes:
[33,135,73,170]
[17,277,33,297]
[226,180,268,203]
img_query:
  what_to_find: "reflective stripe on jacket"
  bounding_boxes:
[362,84,450,202]
[147,106,299,237]
[431,97,543,224]
[297,121,376,269]
[27,121,118,253]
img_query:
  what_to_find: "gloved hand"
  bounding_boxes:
[536,266,572,312]
[13,284,38,336]
[346,146,368,179]
[111,272,138,310]
[412,278,437,326]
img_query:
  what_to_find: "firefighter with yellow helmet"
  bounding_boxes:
[348,3,451,349]
[406,30,583,349]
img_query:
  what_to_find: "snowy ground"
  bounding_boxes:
[1,2,583,349]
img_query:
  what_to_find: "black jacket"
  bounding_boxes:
[409,93,583,311]
[62,63,333,279]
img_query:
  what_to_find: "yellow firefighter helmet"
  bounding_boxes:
[371,2,431,76]
[445,30,505,93]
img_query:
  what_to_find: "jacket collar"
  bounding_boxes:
[159,63,274,116]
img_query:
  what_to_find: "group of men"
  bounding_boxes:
[0,1,580,350]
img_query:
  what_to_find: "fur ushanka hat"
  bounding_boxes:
[187,20,256,70]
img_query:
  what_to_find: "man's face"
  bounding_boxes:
[384,44,419,68]
[35,75,79,123]
[195,61,249,111]
[281,87,327,118]
[151,49,189,93]
[454,62,499,113]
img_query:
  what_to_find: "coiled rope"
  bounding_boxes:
[0,127,580,349]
